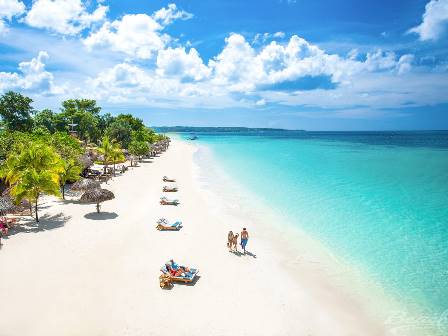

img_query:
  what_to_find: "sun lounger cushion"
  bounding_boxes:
[160,266,198,280]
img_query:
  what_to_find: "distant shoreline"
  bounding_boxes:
[154,126,448,133]
[153,126,303,133]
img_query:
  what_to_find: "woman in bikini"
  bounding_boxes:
[227,231,234,251]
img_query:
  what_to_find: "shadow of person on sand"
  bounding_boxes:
[245,250,257,258]
[230,250,244,257]
[84,212,119,220]
[7,212,71,237]
[230,250,257,258]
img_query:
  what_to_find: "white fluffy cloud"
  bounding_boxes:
[2,13,441,116]
[208,34,413,92]
[156,47,210,81]
[408,0,448,41]
[0,51,63,94]
[253,31,285,44]
[84,14,168,59]
[0,0,25,32]
[153,3,192,26]
[397,54,415,75]
[86,61,249,109]
[83,3,192,59]
[209,33,257,91]
[81,33,425,112]
[24,0,108,35]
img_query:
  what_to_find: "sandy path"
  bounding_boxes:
[0,139,386,336]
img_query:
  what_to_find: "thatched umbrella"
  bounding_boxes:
[71,178,101,192]
[0,195,19,215]
[79,154,93,169]
[80,188,115,213]
[1,188,31,214]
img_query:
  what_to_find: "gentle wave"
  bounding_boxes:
[184,131,448,335]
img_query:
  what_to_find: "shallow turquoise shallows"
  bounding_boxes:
[184,131,448,330]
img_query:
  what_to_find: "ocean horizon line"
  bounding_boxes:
[153,126,448,133]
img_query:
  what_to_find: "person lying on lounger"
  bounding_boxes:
[160,197,179,205]
[163,186,178,192]
[156,219,182,230]
[0,219,9,235]
[166,261,191,277]
[163,176,176,182]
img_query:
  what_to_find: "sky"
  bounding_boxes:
[0,0,447,130]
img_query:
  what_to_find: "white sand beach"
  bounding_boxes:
[0,139,389,336]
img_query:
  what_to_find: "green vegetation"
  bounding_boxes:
[0,92,34,132]
[98,136,125,176]
[0,91,168,221]
[128,140,149,166]
[1,142,63,222]
[97,135,114,175]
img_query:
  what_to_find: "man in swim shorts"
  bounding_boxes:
[240,228,249,254]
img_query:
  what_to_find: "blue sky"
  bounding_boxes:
[0,0,447,130]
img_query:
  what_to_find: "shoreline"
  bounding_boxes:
[0,138,430,335]
[189,138,443,336]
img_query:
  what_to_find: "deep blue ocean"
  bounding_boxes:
[179,130,448,332]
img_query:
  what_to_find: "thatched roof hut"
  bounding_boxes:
[0,195,20,215]
[71,178,101,192]
[1,188,31,211]
[79,154,93,169]
[80,188,115,213]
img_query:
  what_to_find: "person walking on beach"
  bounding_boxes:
[227,231,234,251]
[240,228,249,254]
[232,233,239,252]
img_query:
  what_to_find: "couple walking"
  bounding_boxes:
[227,228,249,254]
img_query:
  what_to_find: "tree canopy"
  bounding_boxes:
[0,91,169,222]
[0,91,34,132]
[58,99,102,143]
[1,142,63,222]
[34,109,57,133]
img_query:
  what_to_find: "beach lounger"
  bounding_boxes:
[159,273,173,289]
[163,176,176,182]
[160,197,179,205]
[0,217,17,230]
[163,186,178,192]
[160,265,199,284]
[156,219,182,231]
[1,218,17,226]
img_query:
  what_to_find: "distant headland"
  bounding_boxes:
[153,126,305,133]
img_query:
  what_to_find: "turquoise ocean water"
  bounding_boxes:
[182,130,448,333]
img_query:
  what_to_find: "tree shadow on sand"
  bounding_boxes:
[7,212,71,236]
[84,212,118,220]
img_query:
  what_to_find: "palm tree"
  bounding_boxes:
[1,142,63,222]
[129,140,149,165]
[110,142,124,176]
[98,135,114,178]
[59,158,82,199]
